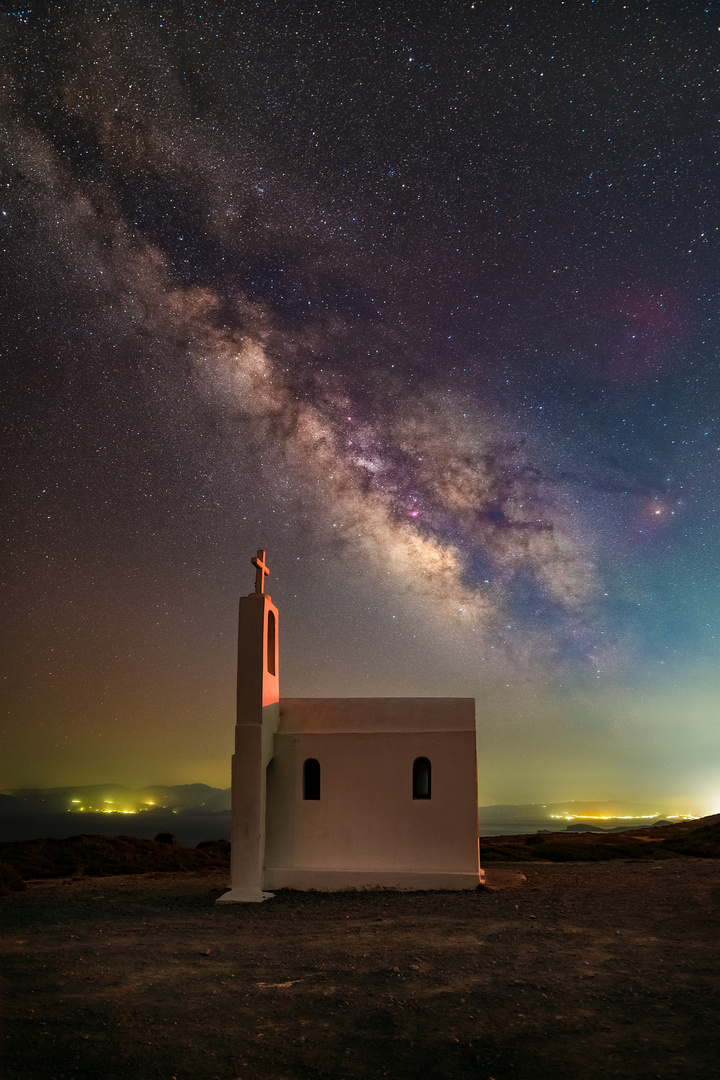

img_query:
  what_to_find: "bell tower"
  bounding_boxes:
[218,549,279,903]
[236,549,279,722]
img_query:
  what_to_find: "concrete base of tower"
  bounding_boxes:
[215,888,275,904]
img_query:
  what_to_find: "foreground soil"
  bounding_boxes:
[2,861,719,1080]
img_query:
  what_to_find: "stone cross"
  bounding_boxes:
[251,549,270,594]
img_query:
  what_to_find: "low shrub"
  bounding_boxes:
[0,859,27,894]
[660,822,720,858]
[480,833,682,862]
[531,842,630,862]
[196,839,231,854]
[0,834,231,880]
[480,843,538,863]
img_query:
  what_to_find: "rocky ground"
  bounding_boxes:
[2,859,719,1080]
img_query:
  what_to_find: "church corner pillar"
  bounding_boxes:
[473,698,484,886]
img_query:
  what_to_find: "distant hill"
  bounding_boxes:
[0,785,232,846]
[0,788,698,845]
[3,790,686,821]
[480,814,720,862]
[5,784,231,815]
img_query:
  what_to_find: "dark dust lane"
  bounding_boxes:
[2,862,719,1080]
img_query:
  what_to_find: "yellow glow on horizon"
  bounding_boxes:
[548,812,697,823]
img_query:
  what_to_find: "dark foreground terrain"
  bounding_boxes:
[2,815,719,887]
[2,860,719,1080]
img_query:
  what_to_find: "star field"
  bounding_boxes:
[1,0,719,809]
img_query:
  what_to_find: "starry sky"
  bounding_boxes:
[2,0,719,812]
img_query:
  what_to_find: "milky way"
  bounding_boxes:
[2,1,719,805]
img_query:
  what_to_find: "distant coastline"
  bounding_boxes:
[0,786,698,845]
[478,820,678,837]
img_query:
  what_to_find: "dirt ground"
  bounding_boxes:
[2,860,719,1080]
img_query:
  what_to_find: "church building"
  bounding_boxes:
[217,551,483,902]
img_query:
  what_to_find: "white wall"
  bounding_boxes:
[264,729,479,881]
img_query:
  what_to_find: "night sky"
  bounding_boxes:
[2,0,719,812]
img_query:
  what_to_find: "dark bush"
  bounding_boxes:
[532,842,629,862]
[480,832,682,863]
[154,832,179,845]
[0,859,27,894]
[480,843,537,863]
[660,822,720,858]
[0,834,231,879]
[196,839,231,854]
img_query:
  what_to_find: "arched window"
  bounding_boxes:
[413,757,431,800]
[303,758,321,800]
[266,610,276,676]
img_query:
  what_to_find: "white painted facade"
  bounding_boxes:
[218,554,482,903]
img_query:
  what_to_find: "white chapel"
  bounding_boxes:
[217,550,483,903]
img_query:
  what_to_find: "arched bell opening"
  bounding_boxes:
[266,610,276,676]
